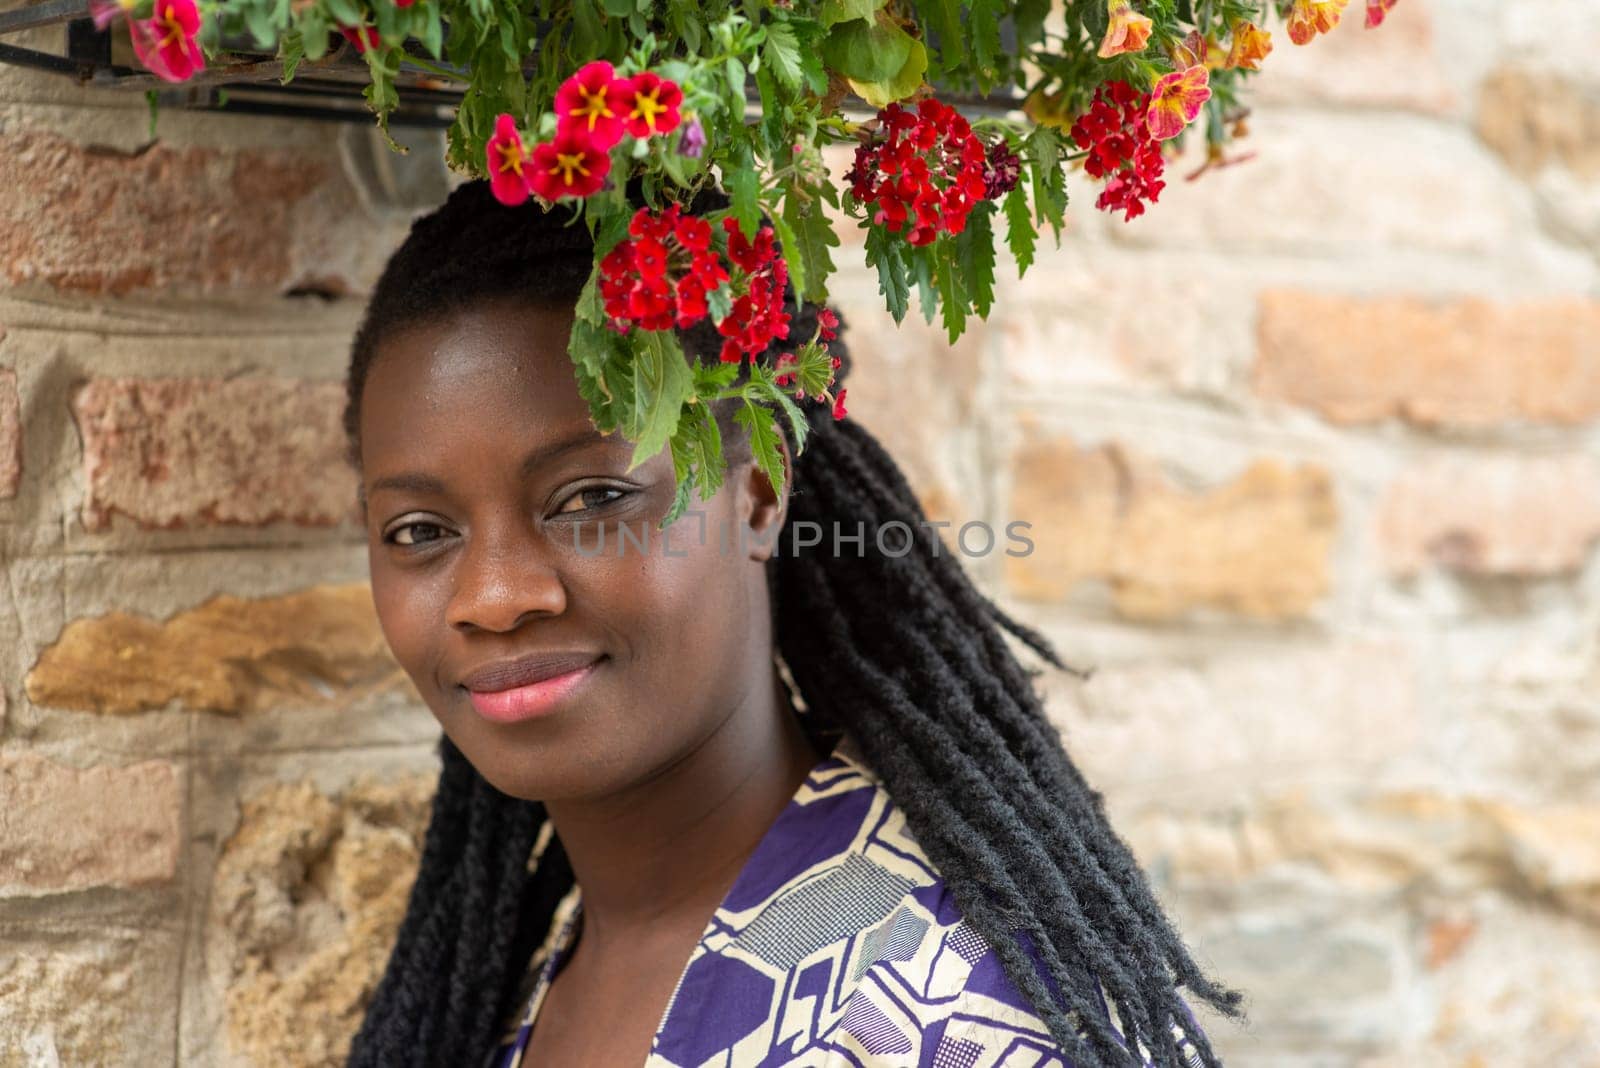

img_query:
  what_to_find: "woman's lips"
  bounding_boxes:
[463,656,604,724]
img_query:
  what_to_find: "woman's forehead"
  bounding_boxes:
[360,302,589,453]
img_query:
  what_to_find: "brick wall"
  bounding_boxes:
[2,1,1598,1063]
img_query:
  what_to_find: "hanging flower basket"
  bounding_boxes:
[2,0,1403,527]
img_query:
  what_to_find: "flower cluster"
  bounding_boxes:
[599,204,727,331]
[846,99,993,247]
[1070,80,1168,222]
[716,218,791,364]
[597,206,792,367]
[487,61,685,206]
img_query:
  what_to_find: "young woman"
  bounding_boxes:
[342,178,1242,1068]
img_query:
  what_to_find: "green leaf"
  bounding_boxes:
[762,18,804,90]
[746,363,809,455]
[601,0,631,16]
[324,0,361,27]
[819,16,910,85]
[626,330,695,472]
[728,154,761,238]
[781,188,840,304]
[418,3,443,59]
[924,0,963,73]
[244,0,277,49]
[936,239,967,344]
[910,241,936,324]
[1003,184,1036,277]
[864,225,910,323]
[570,319,636,435]
[767,207,806,307]
[969,0,1002,78]
[734,399,787,503]
[957,204,996,319]
[663,401,726,529]
[278,27,305,83]
[848,35,927,108]
[819,0,880,28]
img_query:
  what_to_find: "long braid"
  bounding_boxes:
[343,179,1242,1067]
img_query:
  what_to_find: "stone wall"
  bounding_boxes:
[2,1,1597,1063]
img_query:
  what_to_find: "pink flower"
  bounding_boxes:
[126,0,205,83]
[528,129,611,200]
[485,113,534,206]
[1145,64,1212,141]
[620,71,683,139]
[555,61,628,150]
[1365,0,1398,27]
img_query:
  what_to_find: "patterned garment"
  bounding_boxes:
[488,732,1208,1068]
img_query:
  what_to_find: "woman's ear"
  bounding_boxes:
[740,431,792,564]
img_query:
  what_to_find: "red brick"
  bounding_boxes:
[0,128,352,295]
[0,752,181,896]
[1478,67,1600,179]
[0,366,18,499]
[1255,291,1600,427]
[1003,434,1336,620]
[72,376,356,531]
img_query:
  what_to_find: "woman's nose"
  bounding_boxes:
[445,520,567,633]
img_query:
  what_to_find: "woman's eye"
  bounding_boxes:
[557,486,629,515]
[387,521,450,546]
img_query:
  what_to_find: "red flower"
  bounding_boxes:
[485,113,534,206]
[818,307,839,342]
[1070,81,1168,222]
[528,129,611,200]
[621,72,683,139]
[848,98,991,246]
[598,207,789,360]
[555,61,628,150]
[127,0,205,82]
[830,387,848,421]
[338,24,380,53]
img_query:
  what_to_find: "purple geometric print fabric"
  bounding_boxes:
[487,733,1208,1068]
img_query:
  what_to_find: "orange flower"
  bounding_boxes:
[1145,64,1211,141]
[1225,20,1273,70]
[1098,0,1154,59]
[1287,0,1348,45]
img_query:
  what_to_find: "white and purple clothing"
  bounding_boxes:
[489,733,1207,1067]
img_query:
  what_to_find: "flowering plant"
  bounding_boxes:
[103,0,1398,526]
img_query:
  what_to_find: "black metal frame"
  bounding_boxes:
[0,0,1026,128]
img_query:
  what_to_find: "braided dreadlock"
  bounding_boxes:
[343,178,1243,1068]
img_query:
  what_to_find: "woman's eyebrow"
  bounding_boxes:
[517,428,623,478]
[368,471,446,496]
[366,427,620,497]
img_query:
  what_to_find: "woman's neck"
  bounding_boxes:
[542,664,823,954]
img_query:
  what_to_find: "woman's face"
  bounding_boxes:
[358,297,787,802]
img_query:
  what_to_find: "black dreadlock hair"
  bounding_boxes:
[343,178,1244,1068]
